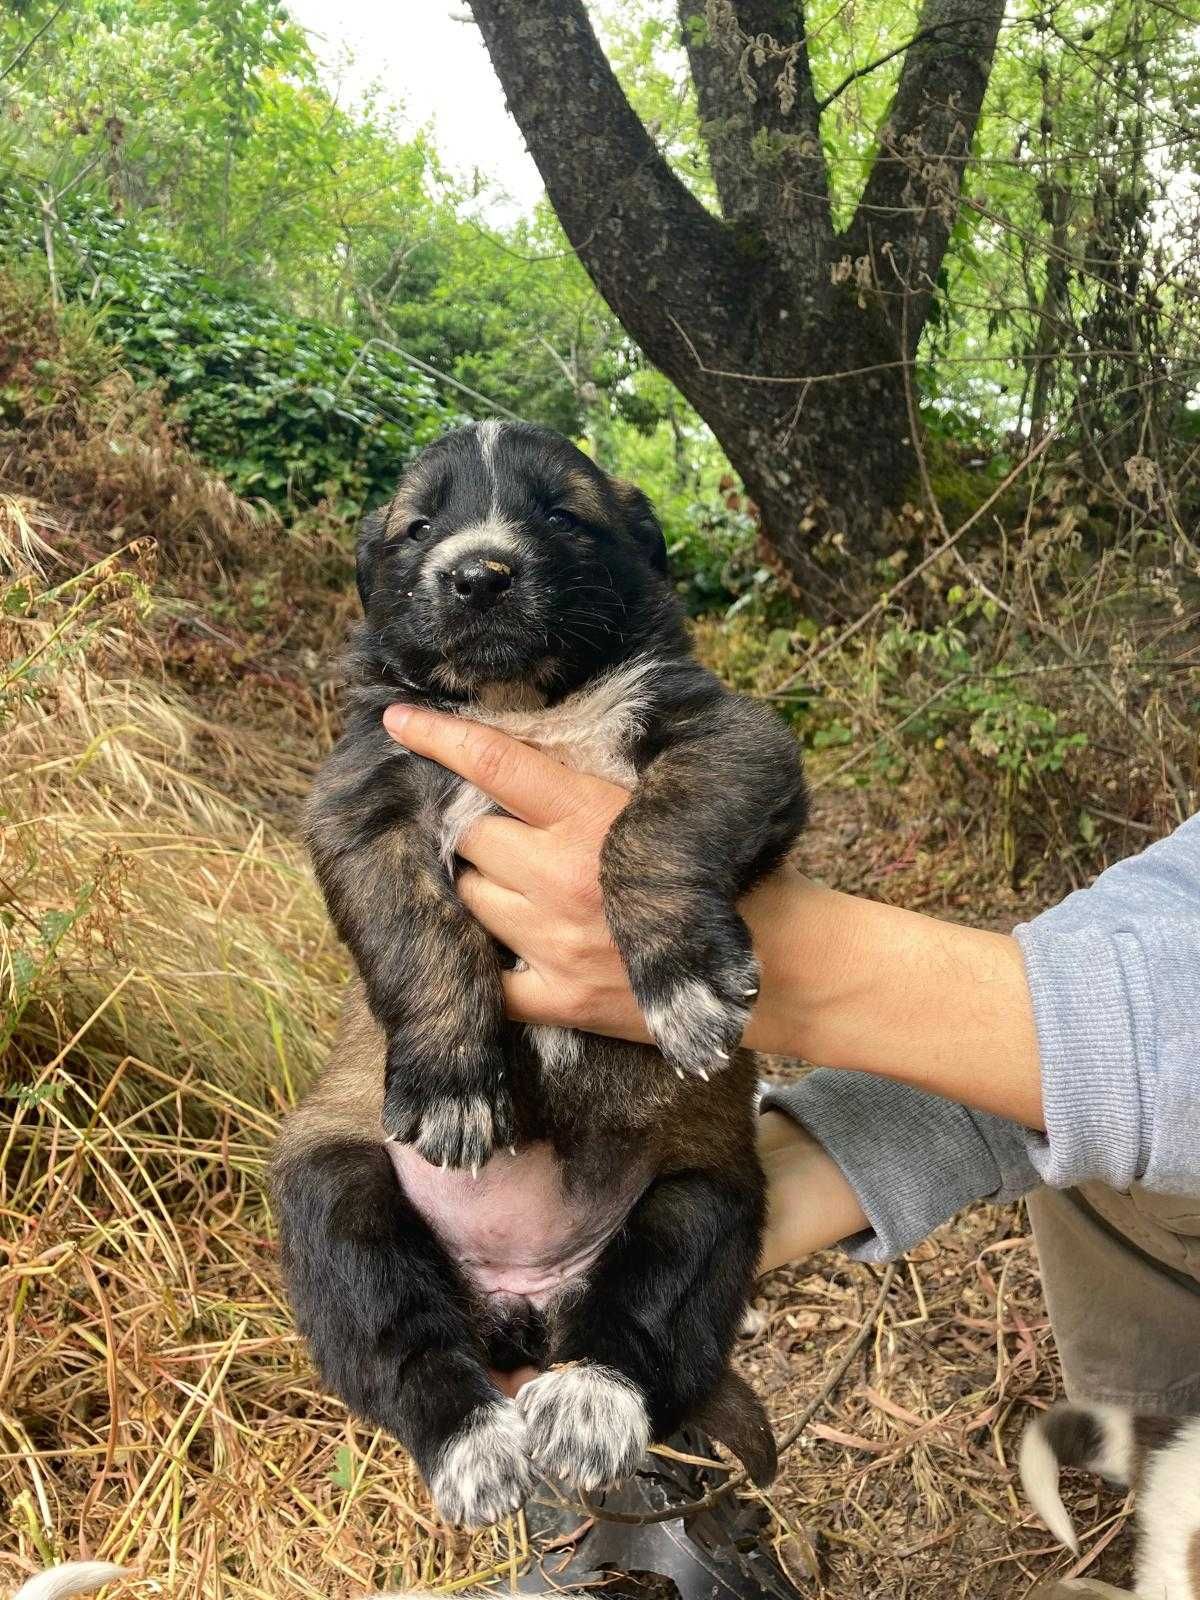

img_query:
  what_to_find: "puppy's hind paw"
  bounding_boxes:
[429,1399,533,1528]
[517,1363,650,1494]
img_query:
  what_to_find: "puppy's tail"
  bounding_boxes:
[13,1563,130,1600]
[1019,1401,1136,1555]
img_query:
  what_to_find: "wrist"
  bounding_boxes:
[746,871,1044,1127]
[757,1110,868,1271]
[742,872,869,1062]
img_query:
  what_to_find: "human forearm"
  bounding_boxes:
[745,872,1045,1129]
[757,1111,868,1272]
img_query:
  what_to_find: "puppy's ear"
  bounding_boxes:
[611,478,668,575]
[355,506,389,612]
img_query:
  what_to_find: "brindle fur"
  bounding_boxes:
[271,422,807,1523]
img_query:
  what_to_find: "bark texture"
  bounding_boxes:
[467,0,1004,596]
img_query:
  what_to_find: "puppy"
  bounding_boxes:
[1020,1401,1200,1598]
[271,421,808,1526]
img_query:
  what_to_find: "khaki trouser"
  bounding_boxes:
[1027,1182,1200,1413]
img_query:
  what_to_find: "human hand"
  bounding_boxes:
[383,701,651,1042]
[381,706,839,1055]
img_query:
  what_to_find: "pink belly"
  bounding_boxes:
[388,1140,650,1306]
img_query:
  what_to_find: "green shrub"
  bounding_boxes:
[0,190,453,513]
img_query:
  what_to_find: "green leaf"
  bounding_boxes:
[328,1445,355,1492]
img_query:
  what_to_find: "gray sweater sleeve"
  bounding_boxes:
[763,812,1200,1262]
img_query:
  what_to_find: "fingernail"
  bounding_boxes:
[384,703,413,740]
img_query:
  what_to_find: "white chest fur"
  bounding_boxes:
[437,655,655,870]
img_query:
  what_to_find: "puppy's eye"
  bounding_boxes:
[545,509,577,532]
[406,518,431,539]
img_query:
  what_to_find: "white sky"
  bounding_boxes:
[284,0,546,216]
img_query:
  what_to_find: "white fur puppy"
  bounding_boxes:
[1020,1401,1200,1599]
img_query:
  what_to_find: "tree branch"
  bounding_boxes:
[0,0,71,84]
[816,18,973,114]
[843,0,1005,350]
[467,0,748,391]
[680,0,833,274]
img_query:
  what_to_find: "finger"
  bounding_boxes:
[454,814,543,894]
[383,704,589,828]
[455,867,533,948]
[501,966,652,1046]
[499,963,558,1027]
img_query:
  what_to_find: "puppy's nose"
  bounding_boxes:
[450,558,513,610]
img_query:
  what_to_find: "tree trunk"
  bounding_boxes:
[467,0,1003,601]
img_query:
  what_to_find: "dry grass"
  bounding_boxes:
[0,269,278,571]
[738,1206,1135,1597]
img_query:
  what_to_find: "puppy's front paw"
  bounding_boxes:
[383,1044,513,1170]
[633,925,759,1078]
[517,1363,650,1494]
[429,1399,533,1527]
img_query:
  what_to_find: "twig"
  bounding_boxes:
[950,551,1193,822]
[897,292,1193,824]
[816,18,981,113]
[338,336,524,422]
[767,431,1056,700]
[0,0,70,82]
[809,675,968,791]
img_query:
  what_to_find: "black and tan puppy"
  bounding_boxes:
[271,422,808,1526]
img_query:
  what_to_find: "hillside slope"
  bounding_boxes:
[0,274,1140,1599]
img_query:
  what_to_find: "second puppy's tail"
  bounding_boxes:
[11,1567,587,1600]
[1019,1401,1136,1554]
[12,1564,130,1600]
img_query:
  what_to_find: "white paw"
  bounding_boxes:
[429,1399,533,1527]
[643,966,756,1078]
[517,1363,650,1493]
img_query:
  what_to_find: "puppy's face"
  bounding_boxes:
[355,422,671,695]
